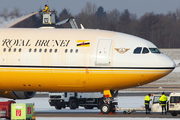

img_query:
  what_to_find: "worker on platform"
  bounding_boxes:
[42,4,50,13]
[159,92,168,115]
[144,93,151,114]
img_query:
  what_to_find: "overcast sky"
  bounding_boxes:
[1,0,180,18]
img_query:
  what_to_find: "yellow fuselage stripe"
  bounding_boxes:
[0,67,172,92]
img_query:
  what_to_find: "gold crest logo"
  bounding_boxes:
[115,48,130,54]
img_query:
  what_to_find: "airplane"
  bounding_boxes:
[0,15,176,114]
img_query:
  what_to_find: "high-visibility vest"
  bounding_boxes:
[159,94,167,106]
[42,6,50,13]
[144,95,151,105]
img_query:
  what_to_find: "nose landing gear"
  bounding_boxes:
[100,90,118,114]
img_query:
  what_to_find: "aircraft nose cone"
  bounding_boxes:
[170,60,176,68]
[161,54,176,69]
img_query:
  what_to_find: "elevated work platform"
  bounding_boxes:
[42,12,55,25]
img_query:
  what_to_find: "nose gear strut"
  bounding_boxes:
[100,90,118,114]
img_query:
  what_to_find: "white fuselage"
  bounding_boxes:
[0,28,175,93]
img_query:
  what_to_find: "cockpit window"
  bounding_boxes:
[142,47,149,54]
[149,48,161,54]
[133,47,142,54]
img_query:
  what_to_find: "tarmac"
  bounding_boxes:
[34,92,180,118]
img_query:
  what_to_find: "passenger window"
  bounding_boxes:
[65,49,68,53]
[70,49,73,53]
[75,49,78,53]
[142,47,149,54]
[44,49,47,53]
[8,48,11,52]
[55,49,57,53]
[3,48,6,52]
[19,48,21,52]
[14,48,16,52]
[133,47,142,54]
[39,49,42,52]
[49,49,52,53]
[34,49,37,52]
[29,49,31,52]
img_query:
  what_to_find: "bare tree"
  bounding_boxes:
[82,2,97,16]
[106,9,120,31]
[75,2,97,28]
[9,8,22,19]
[0,8,9,20]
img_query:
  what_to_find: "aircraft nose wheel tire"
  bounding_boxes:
[100,104,111,114]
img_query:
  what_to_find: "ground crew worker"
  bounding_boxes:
[144,93,151,114]
[42,4,50,13]
[159,92,168,114]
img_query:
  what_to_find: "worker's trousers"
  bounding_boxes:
[161,105,166,114]
[145,105,150,114]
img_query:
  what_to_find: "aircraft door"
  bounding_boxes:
[96,39,112,65]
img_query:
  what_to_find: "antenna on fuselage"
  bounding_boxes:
[80,24,84,29]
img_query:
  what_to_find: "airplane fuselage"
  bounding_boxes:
[0,27,175,92]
